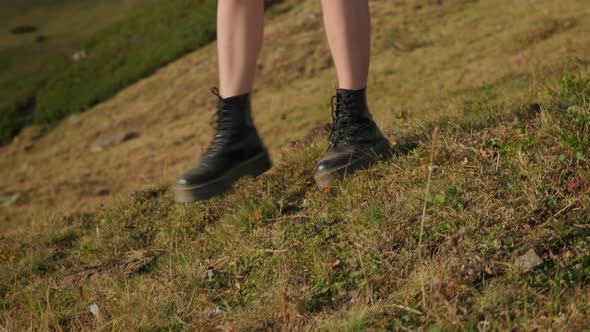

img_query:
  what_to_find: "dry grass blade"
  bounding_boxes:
[417,125,439,307]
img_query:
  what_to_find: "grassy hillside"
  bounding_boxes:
[0,0,217,144]
[0,0,157,143]
[0,0,157,83]
[0,72,588,330]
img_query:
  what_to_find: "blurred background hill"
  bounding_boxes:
[0,0,217,144]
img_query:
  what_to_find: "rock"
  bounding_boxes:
[89,303,100,317]
[515,249,543,272]
[205,267,216,282]
[202,307,225,318]
[72,50,87,61]
[91,131,139,152]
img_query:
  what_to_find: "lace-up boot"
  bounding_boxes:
[314,88,391,189]
[175,89,271,202]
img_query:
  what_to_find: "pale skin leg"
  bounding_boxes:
[217,0,264,98]
[216,0,370,96]
[321,0,371,90]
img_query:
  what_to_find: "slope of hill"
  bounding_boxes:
[1,68,589,331]
[0,0,589,329]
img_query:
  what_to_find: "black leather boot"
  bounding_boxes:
[314,88,391,189]
[175,88,272,202]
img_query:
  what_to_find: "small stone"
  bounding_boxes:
[202,307,225,318]
[89,303,100,317]
[205,267,215,281]
[91,130,139,152]
[72,50,87,61]
[515,249,543,272]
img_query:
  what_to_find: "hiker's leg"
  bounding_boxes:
[314,1,391,190]
[321,0,371,90]
[217,0,264,98]
[175,1,270,203]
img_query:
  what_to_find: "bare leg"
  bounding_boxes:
[320,0,371,90]
[217,0,265,98]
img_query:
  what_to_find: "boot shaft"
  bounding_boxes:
[215,90,254,128]
[335,88,372,121]
[208,89,263,155]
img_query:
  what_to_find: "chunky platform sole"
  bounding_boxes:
[314,140,391,190]
[174,151,272,203]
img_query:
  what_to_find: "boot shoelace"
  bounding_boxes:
[328,94,361,146]
[205,87,234,156]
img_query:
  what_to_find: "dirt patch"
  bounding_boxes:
[61,250,162,285]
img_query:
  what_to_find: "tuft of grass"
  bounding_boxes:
[1,72,588,330]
